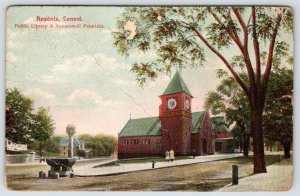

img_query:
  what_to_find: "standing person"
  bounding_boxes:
[192,149,196,159]
[165,150,170,162]
[170,149,175,162]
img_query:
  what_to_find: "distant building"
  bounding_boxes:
[118,72,215,159]
[211,116,232,152]
[58,137,85,156]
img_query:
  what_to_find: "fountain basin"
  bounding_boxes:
[46,158,76,178]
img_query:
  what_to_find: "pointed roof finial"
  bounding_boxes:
[162,71,192,96]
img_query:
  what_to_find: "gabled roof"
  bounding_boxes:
[119,117,161,137]
[59,137,83,147]
[211,116,229,133]
[119,111,208,137]
[162,71,192,96]
[192,111,206,133]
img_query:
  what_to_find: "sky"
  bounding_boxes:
[6,6,293,137]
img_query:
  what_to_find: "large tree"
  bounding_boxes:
[6,88,34,144]
[264,66,293,159]
[205,72,251,156]
[206,59,293,158]
[113,6,293,173]
[31,107,55,160]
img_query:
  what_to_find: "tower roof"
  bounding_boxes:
[162,71,192,96]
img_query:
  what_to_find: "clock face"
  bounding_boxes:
[185,99,190,110]
[167,98,177,109]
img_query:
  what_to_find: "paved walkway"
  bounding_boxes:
[74,153,243,177]
[217,160,293,192]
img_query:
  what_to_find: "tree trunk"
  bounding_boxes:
[250,105,267,173]
[282,142,291,159]
[39,141,43,163]
[243,134,249,156]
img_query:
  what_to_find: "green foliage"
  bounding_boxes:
[264,67,293,146]
[222,139,237,153]
[29,138,60,155]
[52,134,67,143]
[30,107,55,156]
[77,149,86,157]
[113,7,292,86]
[205,72,250,138]
[31,107,55,142]
[206,59,293,149]
[78,134,117,157]
[6,88,34,144]
[45,138,60,153]
[6,88,56,156]
[94,134,117,157]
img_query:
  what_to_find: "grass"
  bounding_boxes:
[40,151,66,158]
[94,161,120,168]
[228,154,283,166]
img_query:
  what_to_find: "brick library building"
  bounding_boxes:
[118,72,230,159]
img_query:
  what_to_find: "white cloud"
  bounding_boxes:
[129,50,158,61]
[52,55,94,73]
[40,75,65,84]
[52,53,129,74]
[6,28,28,49]
[24,88,56,100]
[67,88,123,108]
[67,88,102,104]
[114,78,136,87]
[7,28,28,40]
[147,75,171,88]
[96,28,112,43]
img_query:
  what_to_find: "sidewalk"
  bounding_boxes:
[217,159,293,192]
[74,153,243,177]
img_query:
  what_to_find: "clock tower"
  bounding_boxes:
[159,71,193,155]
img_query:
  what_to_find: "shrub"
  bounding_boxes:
[222,139,237,153]
[77,149,86,157]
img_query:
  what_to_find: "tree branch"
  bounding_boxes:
[208,8,244,51]
[262,14,283,101]
[229,7,256,97]
[251,7,262,90]
[232,7,248,48]
[190,27,250,96]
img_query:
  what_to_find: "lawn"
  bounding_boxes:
[5,154,289,191]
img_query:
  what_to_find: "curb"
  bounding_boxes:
[75,154,244,177]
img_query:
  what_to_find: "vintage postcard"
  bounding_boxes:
[5,6,293,191]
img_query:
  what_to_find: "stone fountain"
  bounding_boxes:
[46,124,77,178]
